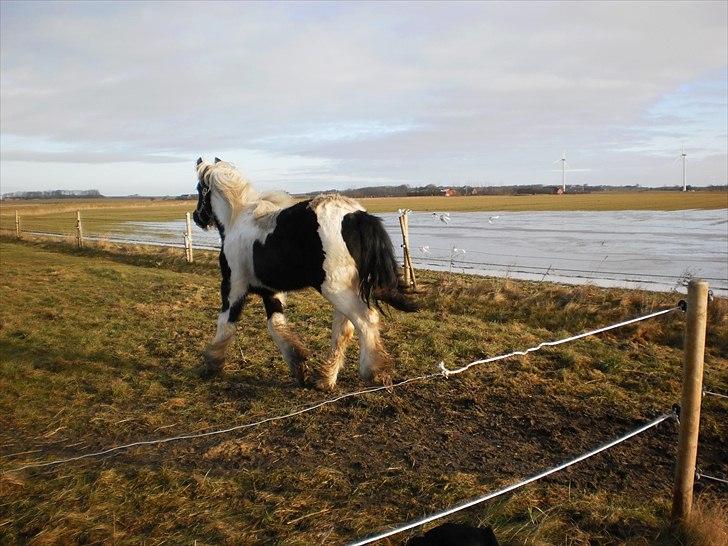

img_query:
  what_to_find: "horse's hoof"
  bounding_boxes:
[285,345,312,387]
[310,360,339,391]
[290,362,306,387]
[199,366,221,380]
[369,370,393,388]
[290,361,308,387]
[200,352,224,379]
[314,377,337,392]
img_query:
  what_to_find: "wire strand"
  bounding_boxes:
[4,305,680,473]
[4,373,440,473]
[6,229,724,289]
[439,306,679,376]
[696,472,728,485]
[347,412,676,546]
[407,255,728,284]
[703,390,728,400]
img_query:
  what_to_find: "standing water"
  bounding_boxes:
[121,208,728,296]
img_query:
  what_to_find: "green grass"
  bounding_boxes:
[0,198,195,237]
[1,191,726,237]
[0,237,726,545]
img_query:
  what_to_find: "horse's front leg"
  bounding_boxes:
[202,254,248,378]
[261,291,311,386]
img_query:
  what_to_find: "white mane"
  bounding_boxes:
[197,160,294,220]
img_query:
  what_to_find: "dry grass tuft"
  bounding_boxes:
[681,498,728,546]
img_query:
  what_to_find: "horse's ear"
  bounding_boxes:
[196,157,203,166]
[214,157,222,163]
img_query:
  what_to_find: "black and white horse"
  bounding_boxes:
[192,158,418,390]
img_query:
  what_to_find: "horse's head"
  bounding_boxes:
[193,157,253,230]
[192,157,221,230]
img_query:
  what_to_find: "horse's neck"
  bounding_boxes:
[211,193,234,235]
[211,186,262,235]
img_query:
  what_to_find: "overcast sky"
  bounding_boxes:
[1,1,726,196]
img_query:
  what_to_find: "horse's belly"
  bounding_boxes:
[253,241,326,292]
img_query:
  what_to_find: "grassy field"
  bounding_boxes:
[360,191,728,213]
[1,237,726,545]
[0,198,194,238]
[1,191,726,237]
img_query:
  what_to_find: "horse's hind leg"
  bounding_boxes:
[326,289,392,387]
[262,292,311,386]
[315,310,355,391]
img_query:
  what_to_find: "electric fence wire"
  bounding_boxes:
[347,412,677,546]
[703,390,728,400]
[695,472,728,485]
[4,227,725,290]
[3,305,682,474]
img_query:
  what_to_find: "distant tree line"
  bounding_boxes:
[298,183,726,199]
[2,183,724,201]
[2,189,103,200]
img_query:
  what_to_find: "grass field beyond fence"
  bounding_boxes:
[1,191,726,237]
[359,190,728,213]
[1,237,726,544]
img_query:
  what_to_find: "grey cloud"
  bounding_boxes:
[0,150,187,164]
[0,1,726,192]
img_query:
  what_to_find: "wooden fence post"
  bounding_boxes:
[398,212,410,287]
[671,279,709,523]
[185,212,194,263]
[75,211,83,248]
[15,210,20,239]
[398,210,416,290]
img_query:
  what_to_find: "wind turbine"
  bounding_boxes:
[553,151,567,193]
[679,145,687,192]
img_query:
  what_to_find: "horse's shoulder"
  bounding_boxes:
[308,193,364,213]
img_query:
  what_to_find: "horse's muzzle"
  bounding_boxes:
[192,210,209,229]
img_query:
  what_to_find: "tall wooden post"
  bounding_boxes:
[399,213,410,287]
[185,212,194,263]
[75,211,83,248]
[671,279,709,523]
[15,210,20,239]
[398,210,416,290]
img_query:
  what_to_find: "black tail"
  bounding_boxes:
[341,211,420,313]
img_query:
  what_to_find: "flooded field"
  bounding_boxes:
[120,208,727,295]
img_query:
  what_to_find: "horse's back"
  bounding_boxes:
[251,194,372,296]
[308,193,363,213]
